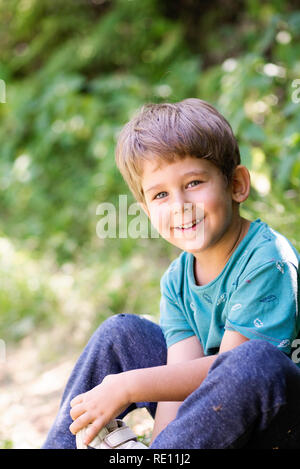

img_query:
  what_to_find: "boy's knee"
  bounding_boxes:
[95,313,145,342]
[213,339,290,388]
[235,339,288,369]
[90,313,166,363]
[109,312,144,331]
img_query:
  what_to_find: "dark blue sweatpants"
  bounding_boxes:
[42,313,300,449]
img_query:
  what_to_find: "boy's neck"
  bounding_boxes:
[193,217,251,286]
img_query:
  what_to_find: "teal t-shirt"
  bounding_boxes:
[159,219,300,365]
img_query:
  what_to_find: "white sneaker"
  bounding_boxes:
[76,419,148,449]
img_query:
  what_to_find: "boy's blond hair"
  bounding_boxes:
[115,98,240,203]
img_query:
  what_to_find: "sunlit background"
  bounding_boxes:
[0,0,299,448]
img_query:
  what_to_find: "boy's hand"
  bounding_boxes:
[69,373,130,445]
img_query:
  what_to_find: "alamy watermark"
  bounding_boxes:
[0,79,6,103]
[291,339,300,364]
[96,195,154,239]
[0,339,6,363]
[291,78,300,104]
[96,196,205,242]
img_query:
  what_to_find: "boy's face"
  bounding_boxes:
[140,156,236,254]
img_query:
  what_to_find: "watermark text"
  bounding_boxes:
[0,339,6,363]
[96,195,204,242]
[291,78,300,104]
[0,79,6,103]
[291,338,300,364]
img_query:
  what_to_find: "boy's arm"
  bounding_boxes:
[219,329,249,353]
[70,330,248,444]
[150,335,204,443]
[126,330,248,404]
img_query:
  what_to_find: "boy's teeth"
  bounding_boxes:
[177,218,201,229]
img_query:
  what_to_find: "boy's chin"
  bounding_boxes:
[166,238,206,253]
[181,245,206,254]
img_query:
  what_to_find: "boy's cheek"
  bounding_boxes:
[151,216,171,238]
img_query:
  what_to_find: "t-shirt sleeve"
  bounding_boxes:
[159,271,195,348]
[225,260,299,354]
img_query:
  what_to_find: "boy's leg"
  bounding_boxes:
[42,313,167,449]
[150,340,300,449]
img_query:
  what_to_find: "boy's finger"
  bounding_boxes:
[84,419,104,446]
[69,412,91,435]
[70,403,85,421]
[70,394,84,407]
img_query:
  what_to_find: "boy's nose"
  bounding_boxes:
[174,204,193,214]
[171,191,190,210]
[171,200,204,225]
[172,202,193,221]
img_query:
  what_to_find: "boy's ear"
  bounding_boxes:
[138,201,150,218]
[231,165,251,203]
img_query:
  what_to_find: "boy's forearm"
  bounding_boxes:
[150,401,182,444]
[125,355,216,404]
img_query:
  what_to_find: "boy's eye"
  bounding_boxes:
[154,191,167,200]
[153,181,203,200]
[187,180,202,188]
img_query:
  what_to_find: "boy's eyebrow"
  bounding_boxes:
[144,170,209,193]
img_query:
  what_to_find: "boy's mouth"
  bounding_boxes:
[174,217,203,231]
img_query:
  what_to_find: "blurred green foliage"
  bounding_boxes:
[0,0,299,344]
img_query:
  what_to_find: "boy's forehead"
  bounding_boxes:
[141,155,216,178]
[141,158,165,174]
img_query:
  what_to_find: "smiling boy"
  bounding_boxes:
[140,156,251,285]
[43,99,300,449]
